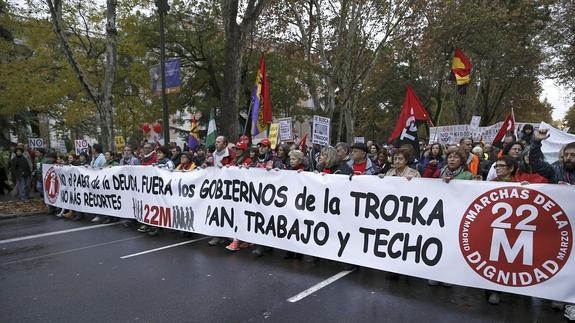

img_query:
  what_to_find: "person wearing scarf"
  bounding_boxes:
[139,143,158,166]
[176,152,196,171]
[423,146,473,180]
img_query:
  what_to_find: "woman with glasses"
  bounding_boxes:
[493,156,518,182]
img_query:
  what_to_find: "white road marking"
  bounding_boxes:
[1,236,143,265]
[120,237,209,259]
[287,268,356,303]
[0,223,120,245]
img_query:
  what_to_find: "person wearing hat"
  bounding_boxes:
[176,152,196,170]
[234,140,253,167]
[253,138,273,169]
[346,142,379,175]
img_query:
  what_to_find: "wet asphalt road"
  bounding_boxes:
[0,214,566,323]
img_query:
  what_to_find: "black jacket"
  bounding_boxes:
[10,155,31,180]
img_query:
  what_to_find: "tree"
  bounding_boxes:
[46,0,118,150]
[281,0,426,142]
[414,0,550,127]
[544,0,575,91]
[219,0,267,140]
[565,104,575,134]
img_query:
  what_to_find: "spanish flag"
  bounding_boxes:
[449,48,472,95]
[187,115,200,150]
[250,54,273,136]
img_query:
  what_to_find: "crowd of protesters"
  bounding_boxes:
[2,126,574,317]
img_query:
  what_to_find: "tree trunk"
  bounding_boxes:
[220,0,266,140]
[101,0,117,150]
[47,0,117,150]
[220,19,243,139]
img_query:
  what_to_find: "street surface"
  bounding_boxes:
[0,214,565,322]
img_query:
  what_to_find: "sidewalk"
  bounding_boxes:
[0,191,49,219]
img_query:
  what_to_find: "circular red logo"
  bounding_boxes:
[43,167,60,204]
[459,186,572,287]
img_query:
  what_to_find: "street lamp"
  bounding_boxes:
[156,0,170,144]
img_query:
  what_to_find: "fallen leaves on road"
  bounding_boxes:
[0,199,49,216]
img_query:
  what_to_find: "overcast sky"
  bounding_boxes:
[541,79,573,120]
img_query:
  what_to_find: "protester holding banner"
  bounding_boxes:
[484,155,524,305]
[530,129,575,185]
[146,146,175,236]
[104,151,119,167]
[423,147,473,181]
[206,137,237,246]
[335,142,351,164]
[347,143,379,175]
[209,136,235,167]
[139,143,157,166]
[384,148,420,178]
[90,144,106,168]
[154,146,175,170]
[287,150,307,172]
[231,140,251,168]
[176,152,196,171]
[170,146,182,168]
[425,147,472,287]
[223,139,254,252]
[137,144,159,233]
[316,146,352,175]
[247,138,276,256]
[274,144,291,169]
[253,138,273,169]
[193,146,207,166]
[119,145,140,166]
[486,141,524,181]
[492,156,518,182]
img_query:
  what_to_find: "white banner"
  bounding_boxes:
[539,121,575,164]
[429,122,539,145]
[312,115,330,146]
[470,116,481,130]
[42,165,575,302]
[278,117,293,142]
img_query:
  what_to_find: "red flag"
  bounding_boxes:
[492,110,516,145]
[250,55,273,136]
[449,48,472,95]
[299,134,308,151]
[260,55,272,124]
[389,86,433,143]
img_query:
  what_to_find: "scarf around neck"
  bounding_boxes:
[440,165,464,178]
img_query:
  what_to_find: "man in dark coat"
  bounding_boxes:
[10,147,32,200]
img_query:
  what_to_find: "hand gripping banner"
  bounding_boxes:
[43,165,575,302]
